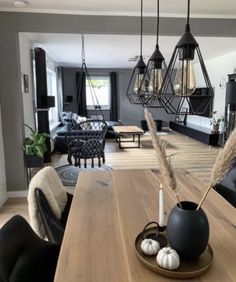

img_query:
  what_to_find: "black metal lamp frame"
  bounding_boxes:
[160,0,214,116]
[126,0,149,106]
[127,0,166,109]
[138,0,166,109]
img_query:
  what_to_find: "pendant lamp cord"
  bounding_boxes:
[187,0,190,26]
[81,34,86,64]
[140,0,143,56]
[156,0,159,45]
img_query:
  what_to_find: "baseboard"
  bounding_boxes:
[8,191,27,198]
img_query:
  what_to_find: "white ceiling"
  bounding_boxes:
[1,0,236,18]
[22,33,236,68]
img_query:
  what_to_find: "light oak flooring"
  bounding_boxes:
[0,131,220,227]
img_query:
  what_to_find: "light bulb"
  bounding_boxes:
[148,68,163,96]
[133,73,146,95]
[173,60,196,96]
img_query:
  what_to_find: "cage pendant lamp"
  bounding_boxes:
[139,0,166,108]
[144,0,165,96]
[126,0,148,105]
[160,0,214,115]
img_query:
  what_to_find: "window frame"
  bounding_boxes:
[86,75,111,111]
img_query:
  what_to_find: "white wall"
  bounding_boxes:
[0,106,7,206]
[195,50,236,116]
[19,34,36,135]
[189,50,236,130]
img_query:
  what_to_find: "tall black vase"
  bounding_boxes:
[167,201,209,260]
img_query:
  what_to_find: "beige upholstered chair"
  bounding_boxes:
[27,166,73,244]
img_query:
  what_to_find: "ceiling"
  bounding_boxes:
[1,0,236,18]
[22,33,236,68]
[16,0,236,69]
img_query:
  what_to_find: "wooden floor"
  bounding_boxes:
[0,131,220,227]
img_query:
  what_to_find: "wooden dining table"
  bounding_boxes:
[54,169,236,282]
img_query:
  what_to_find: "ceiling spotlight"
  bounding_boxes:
[14,0,29,8]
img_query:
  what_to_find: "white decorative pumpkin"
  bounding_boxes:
[141,239,160,255]
[156,247,180,270]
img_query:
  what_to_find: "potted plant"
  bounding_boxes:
[209,111,224,133]
[23,124,50,168]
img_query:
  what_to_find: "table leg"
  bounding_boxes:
[118,135,121,149]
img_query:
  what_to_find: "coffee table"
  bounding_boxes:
[112,125,144,149]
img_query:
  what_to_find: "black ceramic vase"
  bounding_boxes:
[167,201,209,260]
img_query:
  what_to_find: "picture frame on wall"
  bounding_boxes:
[23,74,29,93]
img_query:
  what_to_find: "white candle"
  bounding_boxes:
[159,184,164,227]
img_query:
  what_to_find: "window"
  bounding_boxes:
[47,69,59,129]
[86,76,110,110]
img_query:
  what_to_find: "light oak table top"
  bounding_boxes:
[55,169,236,282]
[112,125,144,134]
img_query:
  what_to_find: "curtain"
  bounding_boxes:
[110,72,118,121]
[56,66,63,120]
[76,71,87,117]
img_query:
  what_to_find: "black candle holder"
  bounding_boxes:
[141,221,167,248]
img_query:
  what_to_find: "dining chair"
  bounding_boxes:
[0,215,60,282]
[28,166,73,245]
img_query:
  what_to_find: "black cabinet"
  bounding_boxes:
[169,121,221,146]
[141,120,162,132]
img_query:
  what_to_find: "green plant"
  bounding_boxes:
[23,124,50,158]
[209,111,224,126]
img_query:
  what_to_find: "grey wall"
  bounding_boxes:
[1,12,236,191]
[61,66,175,126]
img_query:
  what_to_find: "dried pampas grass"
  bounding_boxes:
[197,128,236,210]
[144,109,180,205]
[211,129,236,185]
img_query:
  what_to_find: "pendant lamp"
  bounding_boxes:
[139,0,166,108]
[126,0,147,105]
[160,0,214,115]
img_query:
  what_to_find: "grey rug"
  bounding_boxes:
[55,164,112,186]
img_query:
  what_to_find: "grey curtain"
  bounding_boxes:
[110,72,118,121]
[56,66,63,119]
[76,71,87,117]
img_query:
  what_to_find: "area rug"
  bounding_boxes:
[55,164,113,186]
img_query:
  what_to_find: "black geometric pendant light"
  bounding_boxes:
[139,0,166,108]
[126,0,147,105]
[160,0,214,115]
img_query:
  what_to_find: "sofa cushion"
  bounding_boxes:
[57,124,73,136]
[106,121,122,130]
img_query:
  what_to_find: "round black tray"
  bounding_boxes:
[135,227,213,279]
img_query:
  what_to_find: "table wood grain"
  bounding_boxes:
[54,169,236,282]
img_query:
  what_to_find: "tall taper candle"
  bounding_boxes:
[159,184,164,227]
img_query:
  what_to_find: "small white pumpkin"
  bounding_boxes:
[141,239,160,256]
[156,247,180,270]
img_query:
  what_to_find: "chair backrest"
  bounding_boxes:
[65,119,107,150]
[214,159,236,207]
[0,215,60,282]
[28,166,67,238]
[35,188,65,245]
